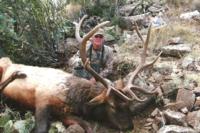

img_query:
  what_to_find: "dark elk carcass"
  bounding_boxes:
[0,18,161,133]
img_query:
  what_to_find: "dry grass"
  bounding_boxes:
[150,9,200,49]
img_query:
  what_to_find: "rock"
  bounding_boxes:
[152,123,159,131]
[157,125,196,133]
[163,98,171,105]
[180,10,200,20]
[161,79,181,97]
[160,44,192,57]
[144,122,152,127]
[181,55,200,71]
[148,4,164,13]
[193,87,200,96]
[163,109,187,126]
[167,37,183,45]
[191,0,200,11]
[176,89,195,111]
[194,97,200,108]
[123,13,150,26]
[58,38,79,55]
[153,61,175,75]
[186,110,200,132]
[180,107,189,114]
[183,72,200,89]
[118,17,134,32]
[66,124,85,133]
[119,3,139,16]
[50,122,67,133]
[146,118,154,123]
[151,108,160,117]
[181,56,195,70]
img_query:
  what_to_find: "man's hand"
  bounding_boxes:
[89,77,96,84]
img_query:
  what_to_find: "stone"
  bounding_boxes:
[186,110,200,132]
[183,72,200,89]
[191,0,200,11]
[50,122,67,133]
[66,124,85,133]
[146,118,154,123]
[193,87,200,94]
[148,4,163,13]
[144,122,152,127]
[167,37,183,45]
[181,55,200,71]
[176,88,195,111]
[163,109,187,126]
[153,61,174,75]
[157,125,196,133]
[180,107,188,114]
[119,3,139,16]
[194,97,200,107]
[180,10,200,20]
[161,80,180,97]
[152,123,159,131]
[151,108,160,117]
[160,44,192,57]
[123,13,150,24]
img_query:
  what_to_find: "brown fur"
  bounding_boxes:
[0,57,133,133]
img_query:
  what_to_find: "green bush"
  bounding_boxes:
[0,0,74,67]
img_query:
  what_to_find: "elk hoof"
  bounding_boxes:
[12,71,27,79]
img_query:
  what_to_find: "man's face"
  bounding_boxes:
[92,34,104,50]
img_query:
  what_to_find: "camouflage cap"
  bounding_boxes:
[94,28,104,36]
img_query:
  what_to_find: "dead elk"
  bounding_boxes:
[0,57,133,132]
[0,20,160,133]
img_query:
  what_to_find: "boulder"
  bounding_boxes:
[181,55,200,72]
[175,89,195,111]
[160,44,192,57]
[157,125,196,133]
[163,109,187,126]
[186,110,200,132]
[66,124,85,133]
[119,3,139,16]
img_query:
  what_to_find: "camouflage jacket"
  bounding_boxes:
[69,43,114,79]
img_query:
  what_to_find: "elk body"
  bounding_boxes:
[0,57,134,133]
[0,18,160,133]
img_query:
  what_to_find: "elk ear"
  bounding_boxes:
[88,90,108,105]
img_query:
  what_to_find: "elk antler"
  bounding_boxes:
[73,15,88,43]
[133,21,144,43]
[121,24,162,101]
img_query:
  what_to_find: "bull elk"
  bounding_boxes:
[0,16,161,133]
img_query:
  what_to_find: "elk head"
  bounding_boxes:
[75,15,162,130]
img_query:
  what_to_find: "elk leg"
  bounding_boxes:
[35,103,50,133]
[0,71,26,92]
[62,115,92,133]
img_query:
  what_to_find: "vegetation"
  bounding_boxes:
[0,0,74,66]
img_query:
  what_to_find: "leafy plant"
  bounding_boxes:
[0,0,73,67]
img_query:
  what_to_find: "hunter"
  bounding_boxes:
[69,29,114,83]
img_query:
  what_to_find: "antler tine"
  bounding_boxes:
[126,24,152,86]
[120,24,161,102]
[73,15,88,43]
[134,21,144,43]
